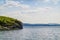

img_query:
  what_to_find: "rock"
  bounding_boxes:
[0,16,23,30]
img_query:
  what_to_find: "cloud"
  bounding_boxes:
[6,1,30,8]
[0,0,30,9]
[0,0,60,23]
[21,7,60,23]
[44,0,50,2]
[52,0,59,4]
[36,0,60,4]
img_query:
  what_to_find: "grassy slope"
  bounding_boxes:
[0,16,22,30]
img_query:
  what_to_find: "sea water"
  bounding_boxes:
[0,26,60,40]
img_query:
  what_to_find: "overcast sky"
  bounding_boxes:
[0,0,60,24]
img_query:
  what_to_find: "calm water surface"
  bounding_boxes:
[0,26,60,40]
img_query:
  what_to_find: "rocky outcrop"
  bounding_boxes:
[0,16,23,30]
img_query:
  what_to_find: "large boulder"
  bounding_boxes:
[0,16,23,30]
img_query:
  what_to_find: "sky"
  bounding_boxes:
[0,0,60,24]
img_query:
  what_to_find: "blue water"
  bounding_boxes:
[0,26,60,40]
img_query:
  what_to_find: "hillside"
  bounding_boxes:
[0,16,23,30]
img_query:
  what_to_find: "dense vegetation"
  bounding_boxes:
[0,16,23,30]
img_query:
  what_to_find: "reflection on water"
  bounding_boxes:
[0,27,60,40]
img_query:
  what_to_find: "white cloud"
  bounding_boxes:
[0,0,60,24]
[52,0,59,4]
[37,0,60,4]
[21,7,60,24]
[0,0,30,9]
[44,0,50,2]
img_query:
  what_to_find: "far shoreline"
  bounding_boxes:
[23,23,60,26]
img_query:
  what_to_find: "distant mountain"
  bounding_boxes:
[23,23,60,26]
